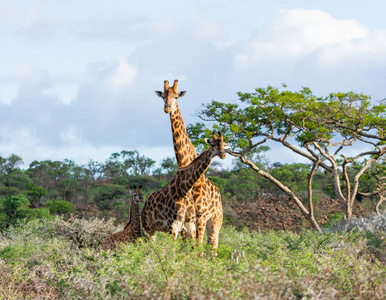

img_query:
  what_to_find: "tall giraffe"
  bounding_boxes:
[141,132,229,243]
[99,185,143,251]
[155,80,224,250]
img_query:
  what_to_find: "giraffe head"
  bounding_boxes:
[131,185,143,203]
[205,132,230,159]
[155,79,187,114]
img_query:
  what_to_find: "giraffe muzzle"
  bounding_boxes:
[164,105,172,114]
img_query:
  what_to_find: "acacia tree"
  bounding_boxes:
[0,154,24,197]
[102,150,156,180]
[84,159,102,183]
[358,158,386,213]
[28,159,81,202]
[188,85,386,224]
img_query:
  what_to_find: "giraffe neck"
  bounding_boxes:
[123,198,141,235]
[170,105,197,167]
[175,147,216,197]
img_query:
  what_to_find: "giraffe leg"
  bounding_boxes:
[196,217,206,246]
[171,220,184,240]
[195,216,207,257]
[184,221,196,240]
[184,205,196,240]
[206,206,223,250]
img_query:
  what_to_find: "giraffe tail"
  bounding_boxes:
[140,216,152,241]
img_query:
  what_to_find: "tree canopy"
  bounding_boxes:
[188,85,386,220]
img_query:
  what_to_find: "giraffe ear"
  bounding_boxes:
[205,138,213,146]
[224,143,231,150]
[178,91,186,98]
[155,91,163,98]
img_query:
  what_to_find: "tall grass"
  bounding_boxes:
[0,217,385,299]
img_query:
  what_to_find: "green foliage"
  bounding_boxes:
[323,212,345,228]
[3,194,30,217]
[268,163,310,193]
[188,85,386,221]
[219,168,263,200]
[0,155,26,198]
[0,219,385,299]
[160,157,178,176]
[16,208,52,221]
[91,185,127,210]
[26,184,47,207]
[45,200,75,214]
[126,175,160,192]
[0,211,8,229]
[189,85,385,157]
[104,150,156,177]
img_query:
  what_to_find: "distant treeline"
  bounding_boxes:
[2,148,381,230]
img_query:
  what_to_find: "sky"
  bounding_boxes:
[0,0,386,170]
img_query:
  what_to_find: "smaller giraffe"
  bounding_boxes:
[141,132,230,241]
[100,185,143,251]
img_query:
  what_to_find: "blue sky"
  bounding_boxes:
[0,0,386,169]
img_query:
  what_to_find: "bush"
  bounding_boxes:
[323,211,345,228]
[16,208,51,222]
[91,185,127,209]
[0,220,385,299]
[48,216,118,249]
[45,200,75,214]
[0,212,8,229]
[3,194,30,216]
[327,213,386,233]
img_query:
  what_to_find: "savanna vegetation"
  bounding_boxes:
[0,85,385,299]
[0,217,385,299]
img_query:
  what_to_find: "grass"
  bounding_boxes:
[0,217,385,299]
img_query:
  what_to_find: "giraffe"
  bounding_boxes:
[141,132,229,243]
[155,80,224,250]
[99,185,143,251]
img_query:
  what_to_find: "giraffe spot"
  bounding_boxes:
[170,185,176,196]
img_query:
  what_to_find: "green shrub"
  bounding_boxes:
[45,200,75,214]
[3,194,30,216]
[0,218,385,299]
[16,208,51,222]
[323,211,345,228]
[0,212,8,229]
[48,216,118,249]
[91,185,127,208]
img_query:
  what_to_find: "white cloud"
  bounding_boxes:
[312,29,386,69]
[152,18,174,36]
[107,57,138,91]
[1,3,386,169]
[190,11,221,41]
[235,9,369,69]
[15,63,49,84]
[59,126,83,145]
[0,126,40,164]
[42,83,79,105]
[0,83,18,105]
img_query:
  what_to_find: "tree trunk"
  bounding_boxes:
[376,196,385,214]
[235,152,322,233]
